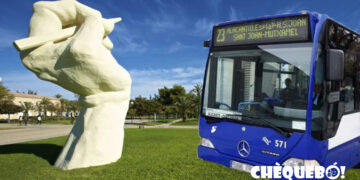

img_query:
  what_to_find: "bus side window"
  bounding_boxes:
[319,21,357,140]
[340,77,355,112]
[341,44,356,113]
[356,47,360,111]
[331,26,357,114]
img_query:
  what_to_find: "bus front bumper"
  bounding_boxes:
[198,145,256,173]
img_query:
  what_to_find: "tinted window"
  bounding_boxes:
[328,22,358,113]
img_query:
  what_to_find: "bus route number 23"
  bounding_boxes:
[275,140,287,149]
[216,29,226,43]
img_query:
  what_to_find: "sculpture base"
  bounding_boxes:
[54,98,129,170]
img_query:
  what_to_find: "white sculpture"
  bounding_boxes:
[14,0,131,170]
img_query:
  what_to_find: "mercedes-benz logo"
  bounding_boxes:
[237,140,250,157]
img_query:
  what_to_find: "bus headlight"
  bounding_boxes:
[201,138,215,149]
[303,160,320,166]
[282,158,319,167]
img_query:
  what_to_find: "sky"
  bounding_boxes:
[1,0,360,99]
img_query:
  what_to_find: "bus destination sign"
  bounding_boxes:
[213,15,309,47]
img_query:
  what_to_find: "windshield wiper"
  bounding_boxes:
[224,114,291,138]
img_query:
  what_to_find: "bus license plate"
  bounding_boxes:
[230,161,253,173]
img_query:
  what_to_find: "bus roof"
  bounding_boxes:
[210,11,360,49]
[215,11,360,37]
[215,11,317,27]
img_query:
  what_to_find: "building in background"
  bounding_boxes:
[0,92,60,120]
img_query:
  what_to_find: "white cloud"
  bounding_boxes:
[276,4,302,15]
[161,41,193,54]
[111,24,148,54]
[137,0,185,33]
[129,67,204,98]
[144,9,181,33]
[1,66,204,100]
[167,41,183,53]
[0,28,20,49]
[1,72,75,100]
[154,0,166,8]
[229,6,238,20]
[111,24,191,55]
[209,0,222,16]
[193,18,215,37]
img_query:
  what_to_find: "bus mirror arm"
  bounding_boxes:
[326,49,344,81]
[203,40,210,48]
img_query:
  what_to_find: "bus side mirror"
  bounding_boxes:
[203,40,210,48]
[326,49,344,81]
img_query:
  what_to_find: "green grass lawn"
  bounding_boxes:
[172,119,199,126]
[1,129,360,179]
[41,120,74,125]
[0,129,249,179]
[138,119,175,126]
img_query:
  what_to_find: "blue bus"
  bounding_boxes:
[198,11,360,173]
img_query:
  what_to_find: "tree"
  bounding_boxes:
[190,84,202,119]
[23,102,34,114]
[131,96,149,118]
[0,84,13,103]
[55,94,62,99]
[67,100,80,116]
[174,93,194,122]
[35,102,42,116]
[148,98,162,114]
[0,103,23,122]
[158,85,186,105]
[158,86,172,107]
[127,106,136,119]
[55,94,62,119]
[40,98,51,117]
[158,85,186,118]
[60,98,69,116]
[27,89,37,95]
[0,84,21,122]
[47,102,57,117]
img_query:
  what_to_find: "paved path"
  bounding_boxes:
[0,124,72,146]
[125,119,153,124]
[148,119,198,129]
[0,120,198,145]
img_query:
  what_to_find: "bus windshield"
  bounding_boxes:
[202,42,314,131]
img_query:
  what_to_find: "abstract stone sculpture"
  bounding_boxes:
[14,0,131,170]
